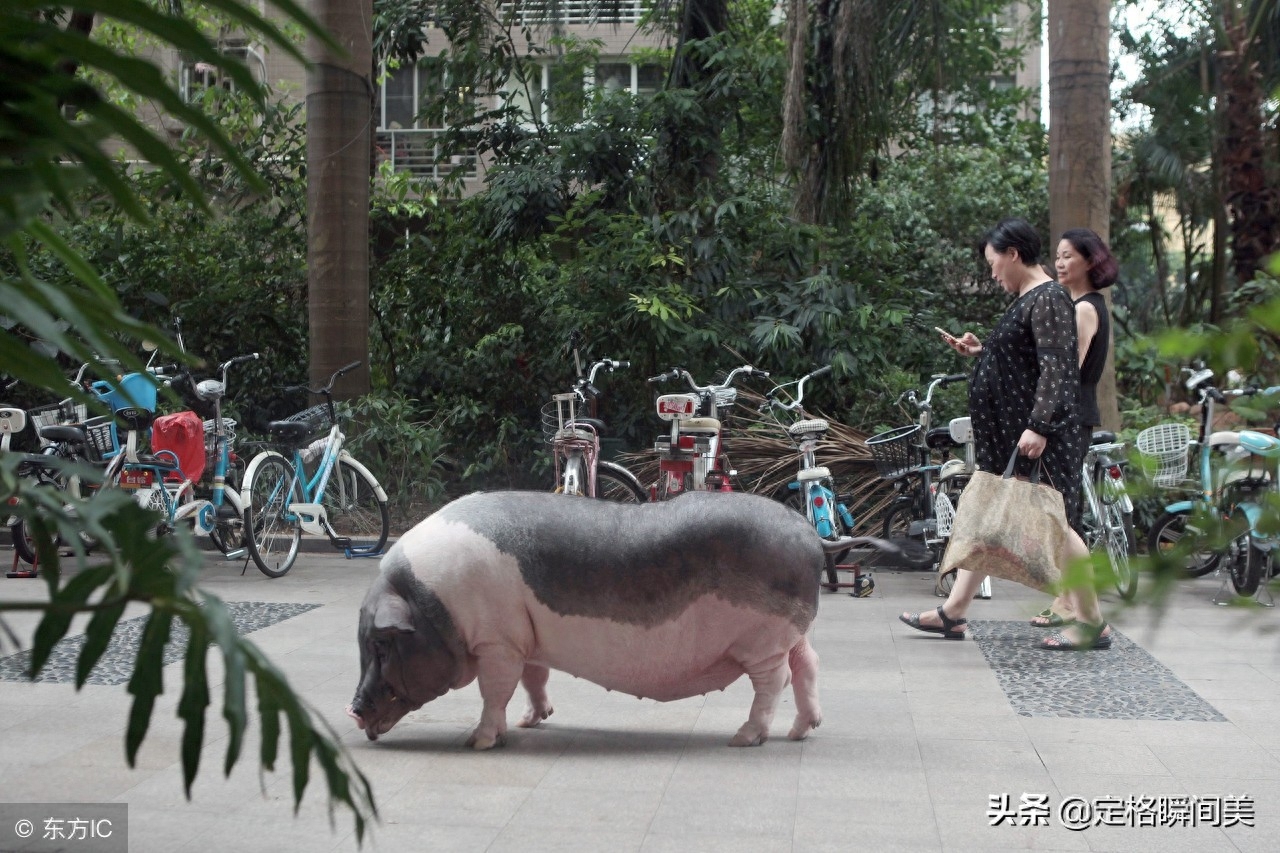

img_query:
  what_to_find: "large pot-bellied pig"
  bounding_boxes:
[346,490,854,749]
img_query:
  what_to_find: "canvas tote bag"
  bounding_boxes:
[938,450,1069,592]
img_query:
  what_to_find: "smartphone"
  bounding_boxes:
[934,326,957,342]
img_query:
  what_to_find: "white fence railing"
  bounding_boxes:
[498,1,647,26]
[375,129,478,181]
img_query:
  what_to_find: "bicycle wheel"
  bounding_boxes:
[1103,504,1138,600]
[594,461,646,503]
[1146,509,1221,578]
[322,458,390,554]
[880,501,936,569]
[245,454,302,578]
[1227,507,1267,596]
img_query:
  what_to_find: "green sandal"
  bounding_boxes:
[1029,608,1073,628]
[1038,622,1112,651]
[899,605,968,640]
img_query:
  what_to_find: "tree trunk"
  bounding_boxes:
[306,0,373,398]
[1048,0,1117,429]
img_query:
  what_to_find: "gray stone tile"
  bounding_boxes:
[1033,740,1169,777]
[1152,744,1280,781]
[968,620,1226,722]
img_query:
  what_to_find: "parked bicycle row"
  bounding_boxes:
[2,325,388,579]
[5,329,1278,598]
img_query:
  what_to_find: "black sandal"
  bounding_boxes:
[1038,622,1112,651]
[899,605,968,640]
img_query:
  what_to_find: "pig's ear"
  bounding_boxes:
[372,594,415,634]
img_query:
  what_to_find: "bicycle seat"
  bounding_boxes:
[788,419,829,439]
[265,419,314,445]
[925,427,959,449]
[678,417,720,435]
[1238,430,1280,458]
[38,425,87,445]
[1090,430,1117,445]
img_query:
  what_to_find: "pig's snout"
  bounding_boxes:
[346,703,372,734]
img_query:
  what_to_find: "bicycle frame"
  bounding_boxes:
[648,364,765,500]
[546,355,636,499]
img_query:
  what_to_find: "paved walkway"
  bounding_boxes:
[1,545,1278,852]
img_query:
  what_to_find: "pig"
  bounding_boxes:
[346,489,855,749]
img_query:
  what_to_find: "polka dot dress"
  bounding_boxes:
[968,281,1086,536]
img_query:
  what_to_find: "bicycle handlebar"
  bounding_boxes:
[897,372,969,409]
[284,360,363,397]
[648,364,768,393]
[762,365,831,412]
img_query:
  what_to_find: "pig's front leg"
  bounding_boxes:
[464,648,525,750]
[517,662,554,728]
[729,653,790,747]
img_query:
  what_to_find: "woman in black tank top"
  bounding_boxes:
[1057,228,1118,428]
[1030,228,1120,632]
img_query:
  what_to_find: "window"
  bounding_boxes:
[379,58,453,129]
[179,39,253,102]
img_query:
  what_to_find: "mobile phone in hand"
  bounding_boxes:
[934,326,957,342]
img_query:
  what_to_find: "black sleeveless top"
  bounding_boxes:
[1075,291,1110,428]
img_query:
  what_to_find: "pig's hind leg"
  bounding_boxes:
[517,662,555,728]
[786,635,822,740]
[729,652,791,747]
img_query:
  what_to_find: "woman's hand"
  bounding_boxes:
[943,331,983,357]
[1017,429,1047,459]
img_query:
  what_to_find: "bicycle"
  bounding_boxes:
[759,364,859,592]
[240,362,390,578]
[646,363,767,500]
[541,350,645,502]
[1079,431,1137,600]
[1145,367,1280,600]
[84,355,259,553]
[868,374,971,571]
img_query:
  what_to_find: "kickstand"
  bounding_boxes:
[344,544,384,560]
[1212,573,1277,607]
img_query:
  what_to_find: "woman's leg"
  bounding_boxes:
[1042,528,1111,647]
[905,568,987,633]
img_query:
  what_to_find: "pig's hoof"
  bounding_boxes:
[517,704,554,728]
[465,730,505,750]
[788,712,822,740]
[729,724,769,747]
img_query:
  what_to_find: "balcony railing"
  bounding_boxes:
[498,1,647,26]
[375,129,478,181]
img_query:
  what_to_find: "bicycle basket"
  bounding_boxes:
[28,401,88,446]
[935,489,956,538]
[83,416,116,462]
[540,396,593,444]
[1135,422,1191,487]
[866,424,921,480]
[204,418,236,470]
[283,404,332,436]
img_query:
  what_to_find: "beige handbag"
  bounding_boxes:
[939,450,1068,592]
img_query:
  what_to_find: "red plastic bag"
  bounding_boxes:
[151,410,205,483]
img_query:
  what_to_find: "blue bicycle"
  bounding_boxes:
[240,362,390,577]
[760,365,857,591]
[1146,367,1280,598]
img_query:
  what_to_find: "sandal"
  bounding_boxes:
[1029,608,1073,628]
[1038,622,1112,651]
[899,605,968,640]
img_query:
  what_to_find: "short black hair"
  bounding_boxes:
[1059,228,1119,289]
[979,218,1042,265]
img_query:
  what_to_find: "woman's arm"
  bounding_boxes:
[1075,300,1098,368]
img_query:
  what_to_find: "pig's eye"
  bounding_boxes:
[374,638,391,661]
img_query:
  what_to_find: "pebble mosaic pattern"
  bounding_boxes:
[969,620,1226,722]
[0,601,321,685]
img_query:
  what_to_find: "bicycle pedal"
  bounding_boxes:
[331,537,352,549]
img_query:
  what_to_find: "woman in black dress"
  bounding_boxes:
[899,218,1111,650]
[1031,228,1120,628]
